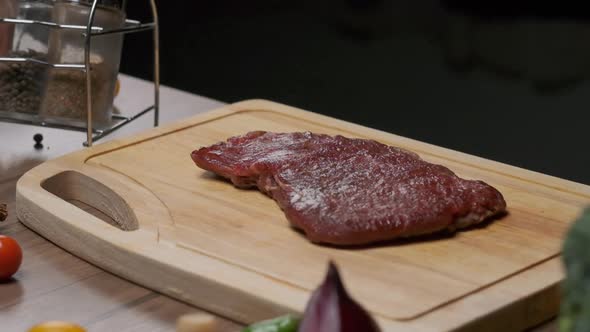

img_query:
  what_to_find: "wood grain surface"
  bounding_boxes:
[15,99,589,331]
[0,176,559,331]
[1,175,243,332]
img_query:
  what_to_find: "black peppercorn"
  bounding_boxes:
[33,133,43,150]
[0,50,47,114]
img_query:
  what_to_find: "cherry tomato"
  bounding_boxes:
[28,321,86,332]
[0,235,22,280]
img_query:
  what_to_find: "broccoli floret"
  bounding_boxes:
[560,207,590,332]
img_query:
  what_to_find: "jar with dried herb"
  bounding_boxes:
[39,0,125,128]
[40,56,112,125]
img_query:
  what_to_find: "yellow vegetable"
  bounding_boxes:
[28,321,86,332]
[176,313,218,332]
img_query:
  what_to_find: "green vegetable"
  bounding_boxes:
[560,207,590,332]
[241,314,300,332]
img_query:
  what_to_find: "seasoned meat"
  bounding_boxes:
[191,131,506,245]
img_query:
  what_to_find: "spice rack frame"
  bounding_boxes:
[0,0,160,147]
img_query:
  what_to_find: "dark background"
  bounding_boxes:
[120,1,590,185]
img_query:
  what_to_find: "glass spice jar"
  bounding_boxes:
[0,0,52,116]
[0,0,17,56]
[39,0,126,128]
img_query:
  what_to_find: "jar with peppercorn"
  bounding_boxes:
[0,0,52,115]
[0,0,125,129]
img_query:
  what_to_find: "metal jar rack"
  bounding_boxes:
[0,0,160,147]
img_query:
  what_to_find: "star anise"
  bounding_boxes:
[0,203,7,222]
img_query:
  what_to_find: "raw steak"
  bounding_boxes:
[191,131,507,245]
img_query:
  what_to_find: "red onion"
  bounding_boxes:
[298,261,381,332]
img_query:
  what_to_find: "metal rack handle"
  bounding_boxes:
[84,0,160,146]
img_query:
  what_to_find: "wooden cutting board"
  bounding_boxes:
[16,100,590,331]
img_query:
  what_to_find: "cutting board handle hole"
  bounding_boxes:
[41,171,139,231]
